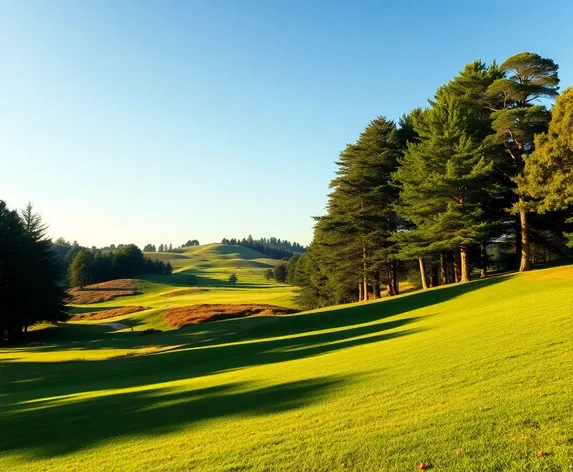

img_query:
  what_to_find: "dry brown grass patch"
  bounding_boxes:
[68,279,141,304]
[71,306,144,321]
[161,288,209,298]
[164,304,297,328]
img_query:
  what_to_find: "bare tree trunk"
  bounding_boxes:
[439,252,448,285]
[430,264,439,287]
[480,243,488,279]
[386,262,395,297]
[453,252,461,283]
[391,260,399,295]
[519,202,530,272]
[460,246,470,283]
[374,270,381,298]
[418,257,428,290]
[362,245,368,301]
[358,282,363,302]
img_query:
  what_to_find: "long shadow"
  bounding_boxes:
[238,274,513,341]
[0,275,511,457]
[1,316,423,404]
[0,375,344,458]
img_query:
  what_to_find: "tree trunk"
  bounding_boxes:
[439,252,447,285]
[418,257,428,290]
[374,270,381,299]
[362,245,368,301]
[519,202,530,272]
[391,260,399,295]
[358,282,363,302]
[480,244,488,279]
[386,262,395,297]
[460,246,470,283]
[453,252,461,283]
[430,264,439,287]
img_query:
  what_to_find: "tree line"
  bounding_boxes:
[0,202,68,343]
[287,52,573,309]
[68,245,173,289]
[221,236,305,259]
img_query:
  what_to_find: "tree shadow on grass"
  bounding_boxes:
[0,375,346,459]
[0,275,513,458]
[1,315,424,403]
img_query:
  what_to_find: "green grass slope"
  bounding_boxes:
[2,266,573,471]
[69,243,297,330]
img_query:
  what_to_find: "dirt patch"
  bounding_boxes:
[161,288,209,298]
[164,304,297,328]
[71,306,144,321]
[68,279,141,304]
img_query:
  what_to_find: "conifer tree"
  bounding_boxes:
[394,94,494,282]
[486,52,559,271]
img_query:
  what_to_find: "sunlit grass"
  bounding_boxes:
[1,266,572,470]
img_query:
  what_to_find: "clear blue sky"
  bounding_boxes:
[1,0,572,248]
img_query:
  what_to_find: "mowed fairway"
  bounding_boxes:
[1,265,573,471]
[67,243,298,331]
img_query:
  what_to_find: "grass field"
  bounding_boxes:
[1,264,573,471]
[67,243,298,331]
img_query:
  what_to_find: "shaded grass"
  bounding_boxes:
[2,266,573,470]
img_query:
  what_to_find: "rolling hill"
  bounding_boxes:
[65,243,297,331]
[1,265,572,470]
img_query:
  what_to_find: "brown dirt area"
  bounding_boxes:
[71,305,144,321]
[68,279,141,304]
[164,304,297,328]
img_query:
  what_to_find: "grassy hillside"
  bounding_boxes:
[67,243,297,330]
[1,266,573,470]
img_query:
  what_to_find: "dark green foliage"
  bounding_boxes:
[273,263,287,283]
[221,237,305,259]
[182,240,200,247]
[294,52,568,310]
[228,273,238,285]
[0,201,68,343]
[298,116,403,306]
[393,94,493,261]
[485,52,560,271]
[264,268,274,281]
[67,244,172,288]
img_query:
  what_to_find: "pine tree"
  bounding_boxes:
[486,52,559,271]
[68,250,93,289]
[394,94,494,283]
[312,117,403,302]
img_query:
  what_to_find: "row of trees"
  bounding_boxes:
[68,245,173,289]
[1,202,68,343]
[288,52,573,309]
[222,236,305,259]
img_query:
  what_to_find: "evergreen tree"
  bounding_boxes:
[394,94,494,282]
[312,116,403,302]
[486,52,559,271]
[228,273,238,285]
[68,250,93,289]
[273,263,287,283]
[0,201,68,342]
[520,87,573,212]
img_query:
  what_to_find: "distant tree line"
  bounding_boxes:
[222,235,305,259]
[286,52,573,310]
[68,244,173,289]
[1,202,68,343]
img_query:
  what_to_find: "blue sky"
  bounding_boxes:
[1,0,572,248]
